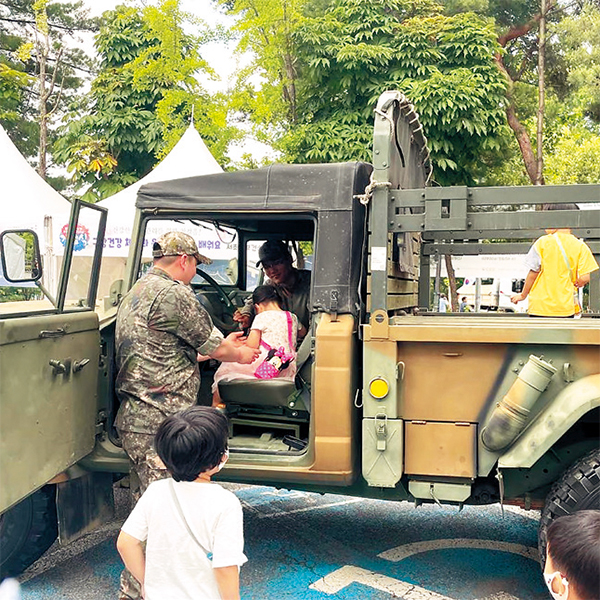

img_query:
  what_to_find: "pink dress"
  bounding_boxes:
[212,310,299,392]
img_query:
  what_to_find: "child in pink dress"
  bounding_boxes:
[211,285,306,407]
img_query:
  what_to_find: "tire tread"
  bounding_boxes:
[0,486,58,580]
[538,449,600,562]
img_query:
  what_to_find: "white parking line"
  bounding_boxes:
[310,565,454,599]
[378,538,539,562]
[310,566,523,600]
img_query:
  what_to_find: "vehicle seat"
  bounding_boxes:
[218,379,296,408]
[218,319,316,427]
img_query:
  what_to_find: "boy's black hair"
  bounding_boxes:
[154,407,229,482]
[252,284,282,306]
[547,510,600,600]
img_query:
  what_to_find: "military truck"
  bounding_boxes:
[1,91,599,579]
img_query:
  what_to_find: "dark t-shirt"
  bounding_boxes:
[241,269,311,330]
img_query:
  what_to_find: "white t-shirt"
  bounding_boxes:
[121,478,247,600]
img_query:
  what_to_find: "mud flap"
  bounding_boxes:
[56,472,115,545]
[362,416,403,487]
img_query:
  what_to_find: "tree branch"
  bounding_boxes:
[497,0,557,47]
[0,16,95,34]
[495,52,538,184]
[44,47,63,102]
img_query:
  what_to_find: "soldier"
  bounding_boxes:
[234,240,311,332]
[115,231,258,600]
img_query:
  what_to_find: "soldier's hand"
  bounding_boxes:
[237,345,260,364]
[233,310,251,329]
[225,330,247,346]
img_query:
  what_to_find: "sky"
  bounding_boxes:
[83,0,238,91]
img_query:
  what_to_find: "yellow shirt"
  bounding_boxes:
[527,232,599,316]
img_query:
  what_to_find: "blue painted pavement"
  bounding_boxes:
[19,485,548,599]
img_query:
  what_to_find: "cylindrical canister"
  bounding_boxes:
[481,355,557,452]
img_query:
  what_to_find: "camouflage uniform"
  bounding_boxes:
[115,234,221,600]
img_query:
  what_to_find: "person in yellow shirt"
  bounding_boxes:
[511,204,599,317]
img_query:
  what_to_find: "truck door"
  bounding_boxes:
[0,201,106,513]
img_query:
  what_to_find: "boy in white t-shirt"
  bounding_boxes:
[117,407,247,600]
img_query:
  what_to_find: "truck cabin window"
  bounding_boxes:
[137,217,315,450]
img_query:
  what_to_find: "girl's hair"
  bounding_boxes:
[154,407,228,481]
[252,285,281,306]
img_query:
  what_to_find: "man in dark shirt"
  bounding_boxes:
[234,240,311,332]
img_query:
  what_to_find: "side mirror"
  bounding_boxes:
[0,230,43,283]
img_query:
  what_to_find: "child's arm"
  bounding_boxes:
[575,272,591,288]
[116,531,146,592]
[511,269,539,303]
[298,323,307,340]
[245,328,262,349]
[213,565,240,600]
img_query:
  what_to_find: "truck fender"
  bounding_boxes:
[498,374,600,469]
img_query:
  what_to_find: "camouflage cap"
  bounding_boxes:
[152,232,211,265]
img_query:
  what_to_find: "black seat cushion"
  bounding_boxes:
[218,379,296,408]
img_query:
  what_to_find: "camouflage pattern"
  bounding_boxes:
[118,431,168,600]
[240,269,312,330]
[119,569,143,600]
[115,264,221,600]
[115,266,221,435]
[152,231,211,265]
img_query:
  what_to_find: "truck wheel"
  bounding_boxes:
[0,486,58,580]
[538,449,600,565]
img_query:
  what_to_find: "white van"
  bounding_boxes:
[457,277,527,312]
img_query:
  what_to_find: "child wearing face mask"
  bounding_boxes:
[117,407,246,600]
[544,510,600,600]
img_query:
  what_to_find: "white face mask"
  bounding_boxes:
[544,571,569,600]
[217,449,229,472]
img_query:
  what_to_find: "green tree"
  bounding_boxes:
[542,2,600,184]
[55,0,237,202]
[298,0,510,185]
[219,0,304,151]
[0,0,96,171]
[224,0,510,185]
[550,1,600,126]
[442,0,600,186]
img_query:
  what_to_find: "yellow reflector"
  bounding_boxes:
[369,377,389,399]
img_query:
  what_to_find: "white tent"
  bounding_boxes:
[0,124,72,230]
[0,124,71,293]
[59,123,225,300]
[95,122,223,256]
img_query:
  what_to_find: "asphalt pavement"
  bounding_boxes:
[17,484,549,600]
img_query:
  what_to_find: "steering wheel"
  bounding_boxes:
[195,267,238,333]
